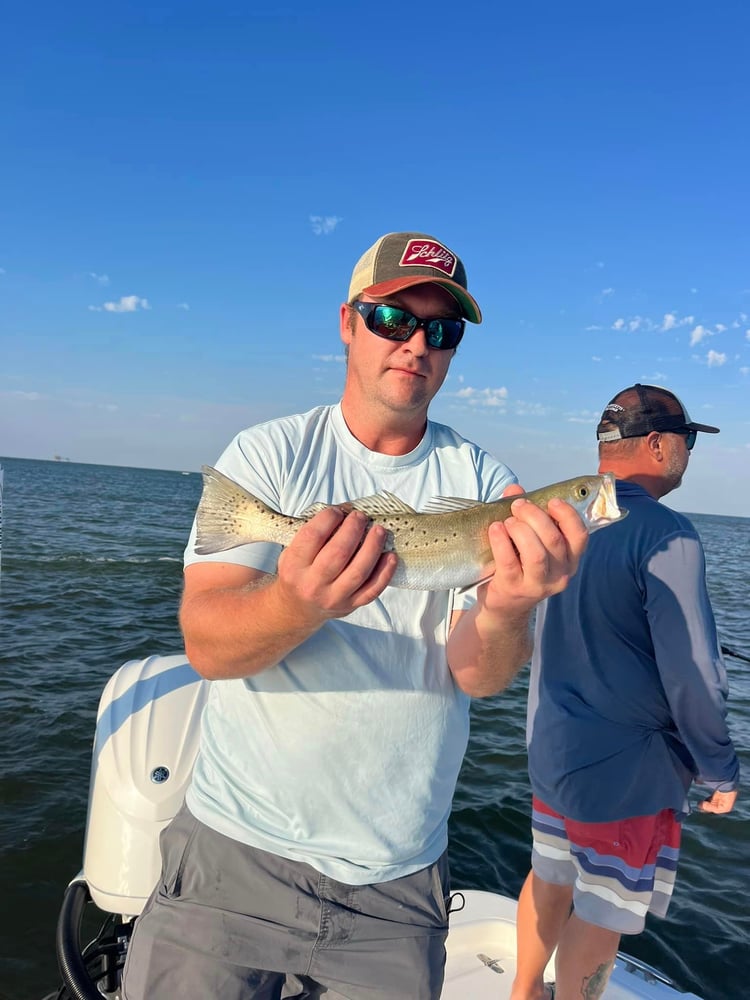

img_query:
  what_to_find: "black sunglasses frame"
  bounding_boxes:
[352,301,465,351]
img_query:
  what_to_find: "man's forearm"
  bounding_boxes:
[447,600,533,697]
[180,576,325,680]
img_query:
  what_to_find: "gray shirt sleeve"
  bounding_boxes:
[645,532,739,792]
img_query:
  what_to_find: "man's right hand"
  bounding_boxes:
[276,507,398,623]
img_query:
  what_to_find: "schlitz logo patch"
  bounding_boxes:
[399,239,457,277]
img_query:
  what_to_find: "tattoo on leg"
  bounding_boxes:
[580,960,615,999]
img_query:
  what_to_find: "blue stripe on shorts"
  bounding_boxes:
[530,799,682,934]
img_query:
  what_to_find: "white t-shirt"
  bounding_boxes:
[184,403,516,884]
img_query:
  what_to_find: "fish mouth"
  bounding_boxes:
[587,473,628,531]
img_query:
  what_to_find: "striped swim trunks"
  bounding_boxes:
[530,797,682,934]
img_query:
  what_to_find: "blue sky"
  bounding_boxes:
[2,1,749,516]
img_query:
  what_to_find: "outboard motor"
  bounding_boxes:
[50,654,210,999]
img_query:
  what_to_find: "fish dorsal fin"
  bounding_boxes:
[297,494,415,519]
[348,492,418,517]
[419,496,484,515]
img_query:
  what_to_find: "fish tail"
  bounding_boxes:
[194,465,274,554]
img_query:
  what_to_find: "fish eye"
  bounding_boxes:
[577,486,589,499]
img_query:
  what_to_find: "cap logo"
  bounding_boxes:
[399,239,457,278]
[603,403,624,413]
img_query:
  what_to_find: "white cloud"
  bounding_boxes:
[0,267,6,275]
[89,295,151,313]
[567,410,600,424]
[706,350,726,367]
[89,272,110,285]
[453,386,509,407]
[177,302,190,311]
[514,399,551,417]
[601,287,614,297]
[664,313,697,331]
[689,324,709,346]
[740,367,750,376]
[612,315,651,332]
[312,353,345,364]
[661,313,677,331]
[715,323,727,333]
[310,215,343,236]
[611,312,701,336]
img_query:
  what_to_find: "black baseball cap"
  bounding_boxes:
[596,384,720,442]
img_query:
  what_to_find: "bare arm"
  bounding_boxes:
[447,492,589,698]
[180,506,397,679]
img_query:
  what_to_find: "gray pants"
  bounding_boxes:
[122,804,451,999]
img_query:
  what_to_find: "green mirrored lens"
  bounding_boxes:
[425,320,453,349]
[372,306,416,340]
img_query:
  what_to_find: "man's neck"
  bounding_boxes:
[598,466,670,501]
[340,398,427,455]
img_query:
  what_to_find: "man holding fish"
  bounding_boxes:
[122,232,615,1000]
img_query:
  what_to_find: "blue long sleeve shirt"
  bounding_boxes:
[527,480,739,822]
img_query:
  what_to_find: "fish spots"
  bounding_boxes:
[197,465,625,587]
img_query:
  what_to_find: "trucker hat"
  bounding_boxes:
[596,383,720,442]
[347,232,482,323]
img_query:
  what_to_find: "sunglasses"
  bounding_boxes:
[352,301,465,351]
[673,428,697,451]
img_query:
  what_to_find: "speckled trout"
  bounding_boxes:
[194,466,626,591]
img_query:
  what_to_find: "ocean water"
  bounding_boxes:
[0,456,747,1000]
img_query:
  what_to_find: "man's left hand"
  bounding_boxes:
[483,485,589,614]
[699,789,738,814]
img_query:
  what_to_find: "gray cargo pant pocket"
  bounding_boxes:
[159,801,200,899]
